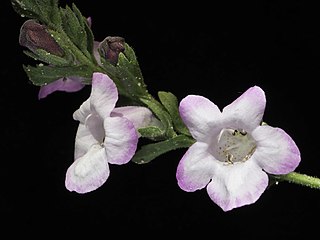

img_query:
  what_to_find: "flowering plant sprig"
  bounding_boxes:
[11,0,320,211]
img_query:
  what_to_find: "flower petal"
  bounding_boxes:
[38,77,85,99]
[73,98,90,123]
[222,86,266,131]
[65,144,109,193]
[103,116,138,164]
[85,114,104,143]
[111,106,162,130]
[74,124,99,159]
[252,125,301,174]
[179,95,222,142]
[176,142,217,191]
[207,160,268,211]
[90,72,118,118]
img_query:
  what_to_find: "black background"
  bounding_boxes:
[1,0,319,237]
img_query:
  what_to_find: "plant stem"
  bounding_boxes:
[271,172,320,189]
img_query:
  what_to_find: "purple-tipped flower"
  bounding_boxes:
[65,72,160,193]
[176,86,301,211]
[38,77,85,99]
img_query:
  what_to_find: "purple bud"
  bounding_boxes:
[98,36,125,65]
[19,19,64,57]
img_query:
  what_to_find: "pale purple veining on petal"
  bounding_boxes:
[38,77,85,99]
[176,85,301,211]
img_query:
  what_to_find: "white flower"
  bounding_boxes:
[176,86,301,211]
[65,72,158,193]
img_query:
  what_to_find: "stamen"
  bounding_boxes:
[227,153,234,164]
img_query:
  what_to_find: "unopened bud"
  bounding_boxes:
[19,19,64,57]
[98,36,125,65]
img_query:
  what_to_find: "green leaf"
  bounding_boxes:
[132,134,195,164]
[60,5,90,58]
[123,43,139,64]
[116,51,149,100]
[108,42,150,102]
[71,3,95,57]
[46,30,78,60]
[11,0,62,28]
[139,98,176,138]
[23,64,93,86]
[138,126,166,141]
[23,49,71,66]
[122,44,145,87]
[158,91,191,136]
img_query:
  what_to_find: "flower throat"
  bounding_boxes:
[216,128,257,164]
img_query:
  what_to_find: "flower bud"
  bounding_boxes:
[19,19,64,57]
[98,36,125,65]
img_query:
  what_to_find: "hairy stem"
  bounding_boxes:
[271,172,320,189]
